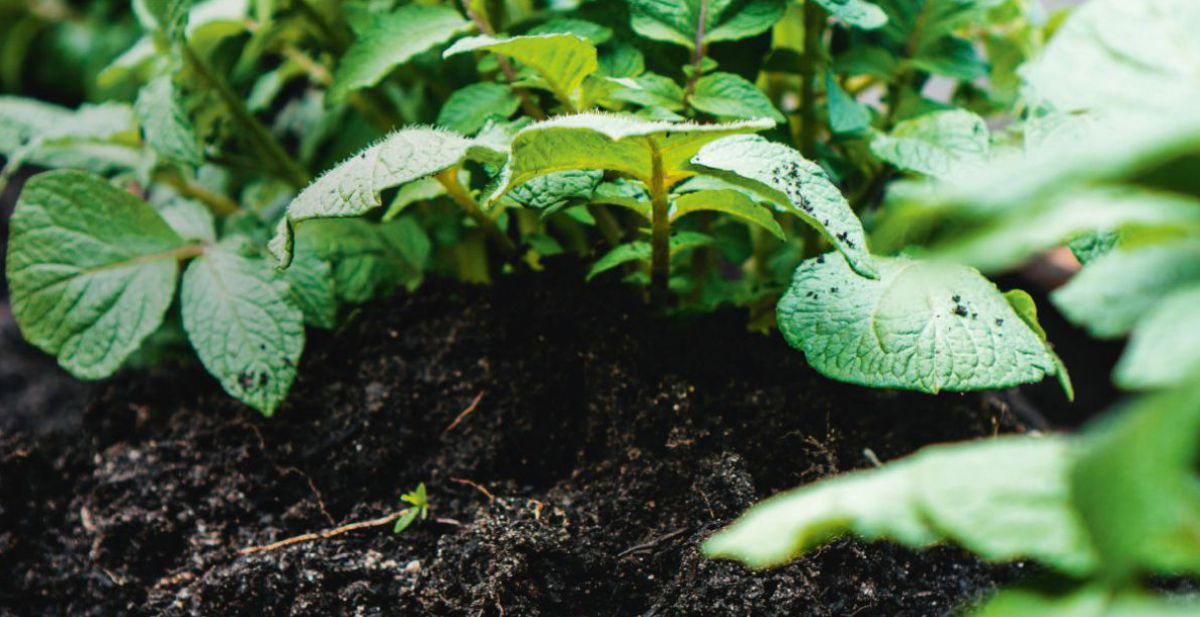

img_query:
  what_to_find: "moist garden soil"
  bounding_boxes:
[1,186,1120,616]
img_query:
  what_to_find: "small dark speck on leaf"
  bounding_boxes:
[953,305,969,317]
[259,372,269,387]
[995,319,1005,326]
[816,255,825,264]
[830,287,838,294]
[952,295,961,303]
[238,371,255,389]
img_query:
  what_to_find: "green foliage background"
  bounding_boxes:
[2,1,1199,613]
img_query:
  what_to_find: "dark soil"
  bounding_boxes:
[2,262,1069,617]
[1,166,1120,616]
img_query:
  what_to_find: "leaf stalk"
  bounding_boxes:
[183,45,311,189]
[799,0,825,159]
[681,0,709,109]
[648,139,670,306]
[155,170,240,217]
[436,168,519,260]
[459,0,547,120]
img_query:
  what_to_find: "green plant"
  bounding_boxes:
[705,0,1200,613]
[393,483,429,534]
[2,0,1066,416]
[705,379,1200,615]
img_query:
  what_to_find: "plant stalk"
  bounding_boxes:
[587,204,624,246]
[183,45,311,189]
[884,3,928,129]
[436,168,519,260]
[155,170,240,217]
[799,0,825,159]
[292,0,351,54]
[648,140,670,307]
[681,0,709,109]
[459,0,546,120]
[279,44,400,129]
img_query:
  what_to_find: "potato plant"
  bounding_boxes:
[2,0,1190,609]
[2,0,1071,417]
[707,0,1200,614]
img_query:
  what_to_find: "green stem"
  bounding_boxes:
[883,72,912,129]
[681,0,709,110]
[292,0,350,54]
[884,3,928,129]
[156,170,240,217]
[183,45,310,189]
[587,204,623,246]
[648,139,670,307]
[173,243,208,262]
[799,0,825,159]
[459,0,546,120]
[436,168,518,260]
[286,5,403,128]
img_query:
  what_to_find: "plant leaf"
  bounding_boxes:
[974,587,1200,617]
[1051,241,1200,339]
[592,180,652,219]
[704,436,1097,576]
[1021,0,1200,117]
[607,73,686,111]
[588,242,651,280]
[824,72,871,135]
[1068,231,1121,266]
[444,34,598,109]
[143,0,195,42]
[588,232,714,280]
[670,188,784,239]
[628,0,786,49]
[1070,381,1200,578]
[597,40,646,78]
[777,253,1062,394]
[436,83,521,135]
[159,198,216,244]
[815,0,887,30]
[271,127,499,267]
[283,240,338,329]
[135,75,202,166]
[1005,289,1073,401]
[383,177,447,222]
[690,72,785,122]
[6,170,186,380]
[328,4,472,104]
[870,109,989,178]
[1114,285,1200,390]
[490,112,772,201]
[505,170,603,210]
[851,0,994,82]
[932,189,1200,273]
[690,135,875,277]
[295,218,430,303]
[181,248,304,416]
[0,98,147,179]
[528,18,613,45]
[184,0,250,48]
[393,507,421,534]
